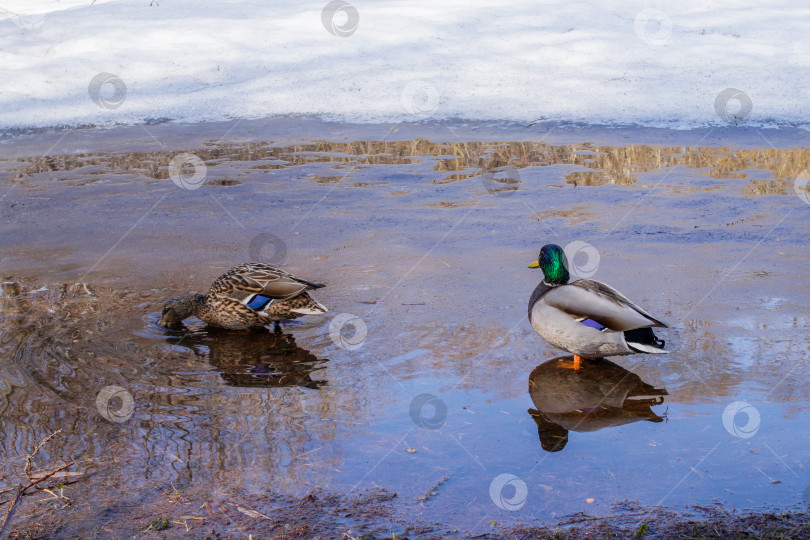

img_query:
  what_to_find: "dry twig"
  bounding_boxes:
[0,484,22,537]
[0,461,76,537]
[25,429,63,476]
[23,461,76,493]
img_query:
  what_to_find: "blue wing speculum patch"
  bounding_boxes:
[578,317,607,331]
[245,294,274,311]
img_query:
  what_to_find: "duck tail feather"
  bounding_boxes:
[627,342,669,354]
[291,300,328,315]
[625,327,668,354]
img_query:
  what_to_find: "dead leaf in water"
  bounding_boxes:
[237,506,270,519]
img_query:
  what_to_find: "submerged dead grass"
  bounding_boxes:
[5,483,810,539]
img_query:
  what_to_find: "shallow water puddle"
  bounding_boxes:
[1,130,810,533]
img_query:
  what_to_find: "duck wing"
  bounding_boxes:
[543,279,667,331]
[210,263,325,302]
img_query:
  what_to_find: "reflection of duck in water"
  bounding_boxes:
[165,329,328,389]
[528,356,667,452]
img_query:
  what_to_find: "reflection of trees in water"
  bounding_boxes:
[0,279,121,482]
[0,280,344,495]
[3,139,809,196]
[673,317,810,406]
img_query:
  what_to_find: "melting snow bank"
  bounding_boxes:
[1,0,809,130]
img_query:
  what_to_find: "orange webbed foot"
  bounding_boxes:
[560,355,584,370]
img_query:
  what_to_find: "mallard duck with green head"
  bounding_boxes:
[159,263,327,330]
[528,244,667,370]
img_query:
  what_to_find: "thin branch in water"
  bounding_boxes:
[23,461,76,493]
[0,484,22,537]
[25,429,63,476]
[0,461,76,536]
[415,474,450,503]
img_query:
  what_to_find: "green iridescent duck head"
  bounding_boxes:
[529,244,570,285]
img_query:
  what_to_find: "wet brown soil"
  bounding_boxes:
[5,483,810,539]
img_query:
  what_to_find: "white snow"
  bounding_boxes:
[1,0,809,129]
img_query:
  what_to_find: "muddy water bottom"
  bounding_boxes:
[1,119,810,537]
